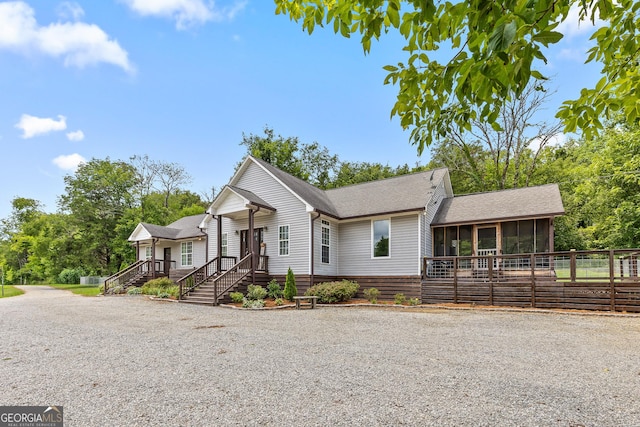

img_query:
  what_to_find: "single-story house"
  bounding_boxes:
[120,155,564,302]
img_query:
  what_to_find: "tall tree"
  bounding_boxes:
[58,158,138,274]
[329,161,413,188]
[429,85,562,192]
[239,126,340,188]
[240,126,308,180]
[274,0,640,151]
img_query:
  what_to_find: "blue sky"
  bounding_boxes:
[0,1,603,219]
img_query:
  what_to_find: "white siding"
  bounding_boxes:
[313,218,339,276]
[215,191,248,216]
[231,162,310,275]
[337,214,420,276]
[138,240,204,269]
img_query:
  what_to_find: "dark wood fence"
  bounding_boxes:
[422,249,640,312]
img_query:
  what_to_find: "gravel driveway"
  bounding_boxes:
[1,286,640,426]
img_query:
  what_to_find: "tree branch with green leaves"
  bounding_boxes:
[274,0,640,153]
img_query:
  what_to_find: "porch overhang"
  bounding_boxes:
[208,185,276,220]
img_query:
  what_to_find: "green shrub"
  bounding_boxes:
[144,277,175,289]
[141,277,175,296]
[230,292,244,303]
[246,284,268,300]
[305,280,359,303]
[242,298,265,309]
[363,287,380,303]
[267,279,283,299]
[409,297,420,306]
[112,285,124,294]
[394,293,407,305]
[284,267,297,301]
[57,267,85,284]
[274,298,284,306]
[99,284,105,294]
[127,287,142,295]
[166,286,180,298]
[157,291,170,298]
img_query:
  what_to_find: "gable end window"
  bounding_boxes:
[181,241,193,266]
[372,219,390,258]
[321,220,330,264]
[279,225,289,256]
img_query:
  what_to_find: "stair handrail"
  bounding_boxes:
[211,254,253,305]
[103,260,150,293]
[178,257,220,299]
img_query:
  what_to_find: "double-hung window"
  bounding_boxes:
[321,220,330,264]
[181,241,193,266]
[144,246,152,260]
[279,225,289,256]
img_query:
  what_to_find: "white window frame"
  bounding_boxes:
[372,218,391,258]
[144,246,152,260]
[321,220,330,264]
[279,225,290,256]
[221,233,228,257]
[181,241,193,267]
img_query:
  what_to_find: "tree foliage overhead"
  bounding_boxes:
[274,0,640,152]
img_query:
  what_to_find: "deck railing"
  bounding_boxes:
[177,256,238,299]
[103,260,151,293]
[209,254,253,305]
[422,249,640,312]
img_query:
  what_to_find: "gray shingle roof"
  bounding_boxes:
[432,184,564,225]
[326,168,450,218]
[140,213,207,240]
[252,156,450,218]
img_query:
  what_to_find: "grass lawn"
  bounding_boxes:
[48,283,101,296]
[0,285,25,298]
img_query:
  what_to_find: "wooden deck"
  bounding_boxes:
[422,250,640,312]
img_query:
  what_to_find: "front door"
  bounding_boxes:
[163,247,171,275]
[477,226,498,270]
[240,228,263,257]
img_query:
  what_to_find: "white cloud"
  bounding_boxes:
[0,1,134,73]
[556,4,603,40]
[556,47,588,62]
[57,2,85,21]
[530,133,567,151]
[15,114,67,139]
[121,0,247,29]
[66,130,85,141]
[53,153,86,170]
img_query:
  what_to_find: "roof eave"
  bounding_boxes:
[431,211,565,227]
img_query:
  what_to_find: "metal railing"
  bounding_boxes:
[103,260,151,293]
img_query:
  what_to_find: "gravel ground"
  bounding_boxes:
[1,286,640,426]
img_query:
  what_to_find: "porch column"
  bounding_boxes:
[249,208,255,283]
[216,215,222,272]
[136,241,140,261]
[549,218,555,252]
[151,238,157,279]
